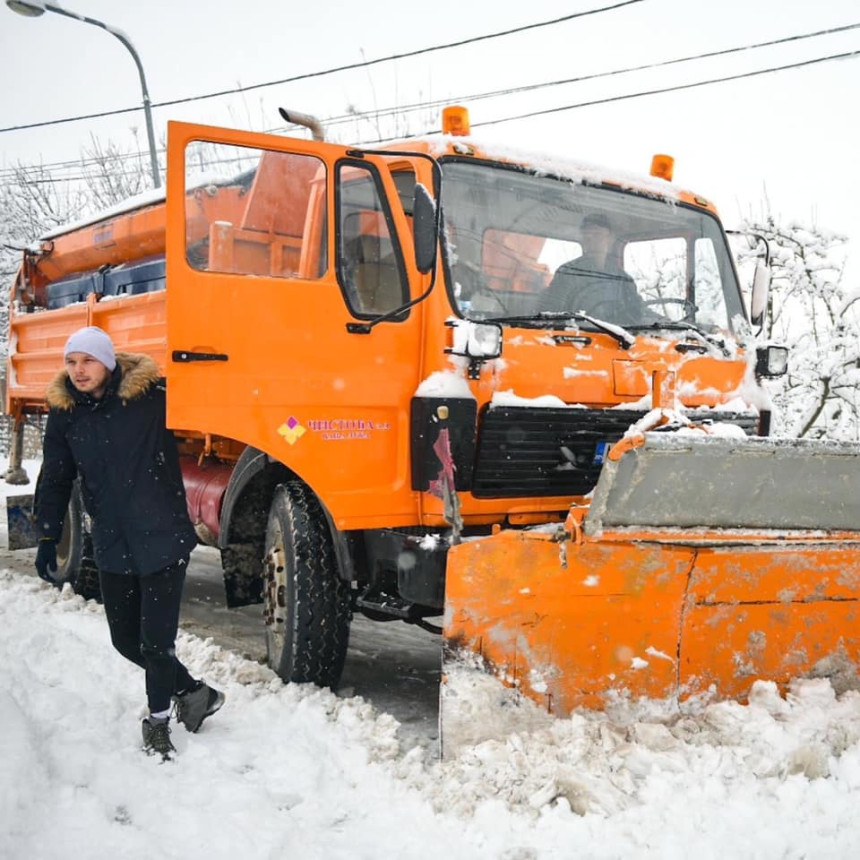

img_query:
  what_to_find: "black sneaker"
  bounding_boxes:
[175,682,225,733]
[142,717,175,760]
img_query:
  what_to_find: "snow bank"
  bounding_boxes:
[2,571,860,859]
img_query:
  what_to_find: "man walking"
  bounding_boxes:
[35,326,224,760]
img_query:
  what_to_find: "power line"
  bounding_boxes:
[0,1,643,135]
[8,47,858,188]
[284,22,860,136]
[465,49,860,132]
[426,21,860,113]
[271,20,860,133]
[2,19,857,180]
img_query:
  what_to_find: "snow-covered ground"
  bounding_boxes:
[2,461,860,858]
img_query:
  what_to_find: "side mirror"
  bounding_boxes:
[750,262,771,329]
[412,183,437,275]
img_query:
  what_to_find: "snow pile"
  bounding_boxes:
[3,570,860,858]
[415,369,474,398]
[489,389,573,409]
[430,664,860,820]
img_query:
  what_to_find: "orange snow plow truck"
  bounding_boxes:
[6,108,860,750]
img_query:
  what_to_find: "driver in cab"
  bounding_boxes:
[540,213,648,325]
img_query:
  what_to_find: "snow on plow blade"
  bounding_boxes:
[586,433,860,533]
[441,434,860,756]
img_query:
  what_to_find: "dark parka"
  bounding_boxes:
[540,253,649,325]
[36,353,198,575]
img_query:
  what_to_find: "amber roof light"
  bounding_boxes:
[442,105,471,136]
[650,154,675,182]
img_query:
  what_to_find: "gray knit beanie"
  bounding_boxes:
[64,326,117,371]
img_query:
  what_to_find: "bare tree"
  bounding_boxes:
[80,131,153,211]
[0,136,154,359]
[737,213,860,440]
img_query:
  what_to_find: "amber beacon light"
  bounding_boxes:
[442,105,471,136]
[650,153,675,182]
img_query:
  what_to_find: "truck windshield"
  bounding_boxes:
[440,160,745,334]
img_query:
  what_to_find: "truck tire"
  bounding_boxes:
[263,482,350,688]
[55,482,101,602]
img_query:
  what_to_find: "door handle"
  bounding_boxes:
[172,350,229,362]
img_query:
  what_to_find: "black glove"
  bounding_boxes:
[35,538,58,584]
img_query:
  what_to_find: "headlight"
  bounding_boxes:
[466,322,502,358]
[447,319,503,360]
[755,344,789,378]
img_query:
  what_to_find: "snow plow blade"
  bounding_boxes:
[441,434,860,755]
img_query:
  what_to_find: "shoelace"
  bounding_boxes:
[172,684,207,726]
[172,691,193,725]
[148,721,174,754]
[170,684,198,721]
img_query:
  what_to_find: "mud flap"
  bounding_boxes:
[6,494,37,550]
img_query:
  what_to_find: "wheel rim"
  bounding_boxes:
[264,516,287,663]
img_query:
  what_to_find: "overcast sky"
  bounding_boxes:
[1,0,858,281]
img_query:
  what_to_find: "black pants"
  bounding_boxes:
[99,560,197,714]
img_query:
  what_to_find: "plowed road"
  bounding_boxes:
[1,543,441,752]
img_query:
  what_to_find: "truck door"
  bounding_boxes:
[165,122,429,529]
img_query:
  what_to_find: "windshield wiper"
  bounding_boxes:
[485,311,635,349]
[627,321,730,356]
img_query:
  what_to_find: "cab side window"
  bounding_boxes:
[337,164,409,317]
[184,141,326,279]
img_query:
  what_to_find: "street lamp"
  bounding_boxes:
[6,0,161,188]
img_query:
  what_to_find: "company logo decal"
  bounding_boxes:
[308,417,391,441]
[277,416,306,445]
[278,415,392,443]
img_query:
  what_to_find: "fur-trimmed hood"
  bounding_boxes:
[46,352,161,411]
[37,349,195,576]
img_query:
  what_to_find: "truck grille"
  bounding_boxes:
[471,406,758,499]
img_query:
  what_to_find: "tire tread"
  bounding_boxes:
[268,482,350,687]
